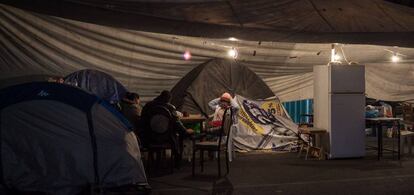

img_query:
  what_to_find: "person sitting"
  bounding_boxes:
[140,90,193,163]
[120,92,142,137]
[208,92,240,162]
[208,92,239,129]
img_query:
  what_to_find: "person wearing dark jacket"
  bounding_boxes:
[140,90,193,165]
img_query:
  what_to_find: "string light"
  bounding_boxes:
[330,43,342,63]
[331,44,335,62]
[384,48,405,63]
[333,54,341,61]
[391,54,400,63]
[228,37,238,41]
[183,50,191,60]
[329,43,343,63]
[227,48,238,59]
[180,38,406,64]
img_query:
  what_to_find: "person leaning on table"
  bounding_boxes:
[140,90,193,164]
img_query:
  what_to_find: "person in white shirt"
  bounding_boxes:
[208,92,239,161]
[208,92,239,126]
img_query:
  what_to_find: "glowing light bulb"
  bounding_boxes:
[183,50,191,60]
[330,43,341,63]
[333,54,341,61]
[227,48,238,58]
[391,55,400,63]
[228,37,238,41]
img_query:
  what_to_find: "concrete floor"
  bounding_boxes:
[148,150,414,195]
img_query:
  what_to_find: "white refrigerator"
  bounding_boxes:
[314,64,365,158]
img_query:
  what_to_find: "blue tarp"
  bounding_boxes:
[283,99,313,124]
[64,69,127,103]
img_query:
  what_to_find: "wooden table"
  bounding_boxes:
[179,115,207,161]
[366,117,402,160]
[298,127,327,160]
[300,127,327,146]
[299,127,326,134]
[180,115,207,133]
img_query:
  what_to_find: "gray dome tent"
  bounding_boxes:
[64,69,128,104]
[171,58,274,116]
[0,82,148,194]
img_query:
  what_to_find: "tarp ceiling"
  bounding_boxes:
[3,0,414,46]
[1,2,414,102]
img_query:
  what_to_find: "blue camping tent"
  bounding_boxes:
[0,82,147,194]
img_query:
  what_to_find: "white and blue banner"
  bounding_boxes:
[234,95,299,151]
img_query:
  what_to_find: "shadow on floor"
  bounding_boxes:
[211,177,233,195]
[149,179,210,194]
[182,174,219,182]
[150,175,234,195]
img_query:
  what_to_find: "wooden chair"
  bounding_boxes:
[400,130,414,156]
[192,108,233,177]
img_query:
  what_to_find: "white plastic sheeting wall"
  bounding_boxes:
[1,4,414,102]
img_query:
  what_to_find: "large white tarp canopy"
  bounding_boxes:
[1,2,414,102]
